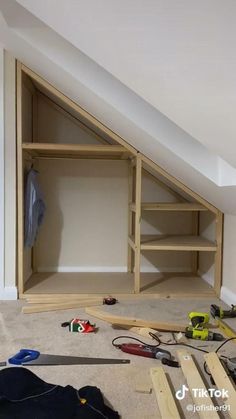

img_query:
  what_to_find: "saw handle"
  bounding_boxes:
[9,349,40,365]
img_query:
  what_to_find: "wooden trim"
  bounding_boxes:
[16,61,24,294]
[150,367,181,419]
[22,299,102,314]
[134,155,142,293]
[204,352,236,417]
[141,155,218,214]
[127,161,134,272]
[21,64,137,155]
[143,168,186,202]
[191,211,199,273]
[178,350,219,419]
[37,91,109,145]
[214,211,223,296]
[85,307,186,332]
[128,236,135,251]
[141,203,207,211]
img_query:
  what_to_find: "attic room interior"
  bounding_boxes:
[1,1,236,419]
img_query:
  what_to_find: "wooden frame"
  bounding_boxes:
[16,61,224,299]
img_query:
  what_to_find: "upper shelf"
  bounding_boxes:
[22,143,131,160]
[130,202,208,212]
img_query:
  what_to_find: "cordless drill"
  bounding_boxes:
[185,312,224,341]
[211,304,236,319]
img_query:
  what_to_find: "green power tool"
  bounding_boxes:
[211,304,236,319]
[185,312,224,341]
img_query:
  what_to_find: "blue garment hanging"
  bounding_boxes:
[24,168,46,248]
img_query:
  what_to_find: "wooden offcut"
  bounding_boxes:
[22,299,102,314]
[85,307,186,332]
[150,367,180,419]
[204,352,236,418]
[177,350,219,419]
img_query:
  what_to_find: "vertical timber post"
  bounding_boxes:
[214,211,223,296]
[134,154,142,293]
[16,61,24,295]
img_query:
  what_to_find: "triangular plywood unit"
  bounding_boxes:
[17,62,223,300]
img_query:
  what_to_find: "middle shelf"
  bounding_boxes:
[129,235,217,252]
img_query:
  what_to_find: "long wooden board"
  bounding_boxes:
[150,367,181,419]
[85,307,186,332]
[22,300,102,314]
[177,350,219,419]
[204,352,236,418]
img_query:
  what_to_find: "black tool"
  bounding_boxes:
[211,304,236,319]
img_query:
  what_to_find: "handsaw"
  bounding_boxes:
[7,349,130,366]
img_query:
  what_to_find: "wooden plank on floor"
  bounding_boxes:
[150,367,181,419]
[22,300,102,314]
[85,307,186,332]
[177,350,219,419]
[204,352,236,418]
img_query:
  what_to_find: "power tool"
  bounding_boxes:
[185,312,224,341]
[211,304,236,319]
[112,337,179,367]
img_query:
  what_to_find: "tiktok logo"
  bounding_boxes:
[176,384,189,400]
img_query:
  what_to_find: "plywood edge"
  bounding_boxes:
[21,63,137,155]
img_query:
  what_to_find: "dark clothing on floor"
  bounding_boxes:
[0,367,119,418]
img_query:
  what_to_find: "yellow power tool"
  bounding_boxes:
[185,312,224,341]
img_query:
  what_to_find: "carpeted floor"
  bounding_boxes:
[0,297,235,418]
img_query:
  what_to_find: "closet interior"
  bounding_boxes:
[17,62,223,300]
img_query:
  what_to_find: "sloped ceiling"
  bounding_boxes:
[15,0,236,169]
[0,0,236,214]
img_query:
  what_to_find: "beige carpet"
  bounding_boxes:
[0,297,235,418]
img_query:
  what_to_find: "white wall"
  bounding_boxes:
[221,214,236,305]
[0,46,4,297]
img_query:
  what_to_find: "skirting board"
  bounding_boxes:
[36,266,192,273]
[0,286,18,300]
[220,286,236,307]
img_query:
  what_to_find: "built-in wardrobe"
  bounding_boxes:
[17,62,223,301]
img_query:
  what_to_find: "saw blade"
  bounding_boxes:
[22,354,130,366]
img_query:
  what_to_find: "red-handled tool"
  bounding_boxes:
[112,337,179,367]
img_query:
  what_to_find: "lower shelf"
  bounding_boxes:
[22,272,216,298]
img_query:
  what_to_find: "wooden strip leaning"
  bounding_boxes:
[85,306,186,332]
[214,211,223,296]
[177,350,219,419]
[22,299,103,314]
[150,367,181,419]
[134,154,142,293]
[16,61,24,295]
[204,352,236,418]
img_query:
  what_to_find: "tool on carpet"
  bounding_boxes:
[103,297,118,305]
[61,319,96,333]
[211,304,236,319]
[185,312,224,341]
[7,349,130,366]
[112,336,179,367]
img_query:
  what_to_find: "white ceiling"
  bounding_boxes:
[15,0,236,169]
[1,0,236,214]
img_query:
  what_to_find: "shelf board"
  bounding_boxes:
[141,202,208,211]
[22,142,131,159]
[129,235,217,251]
